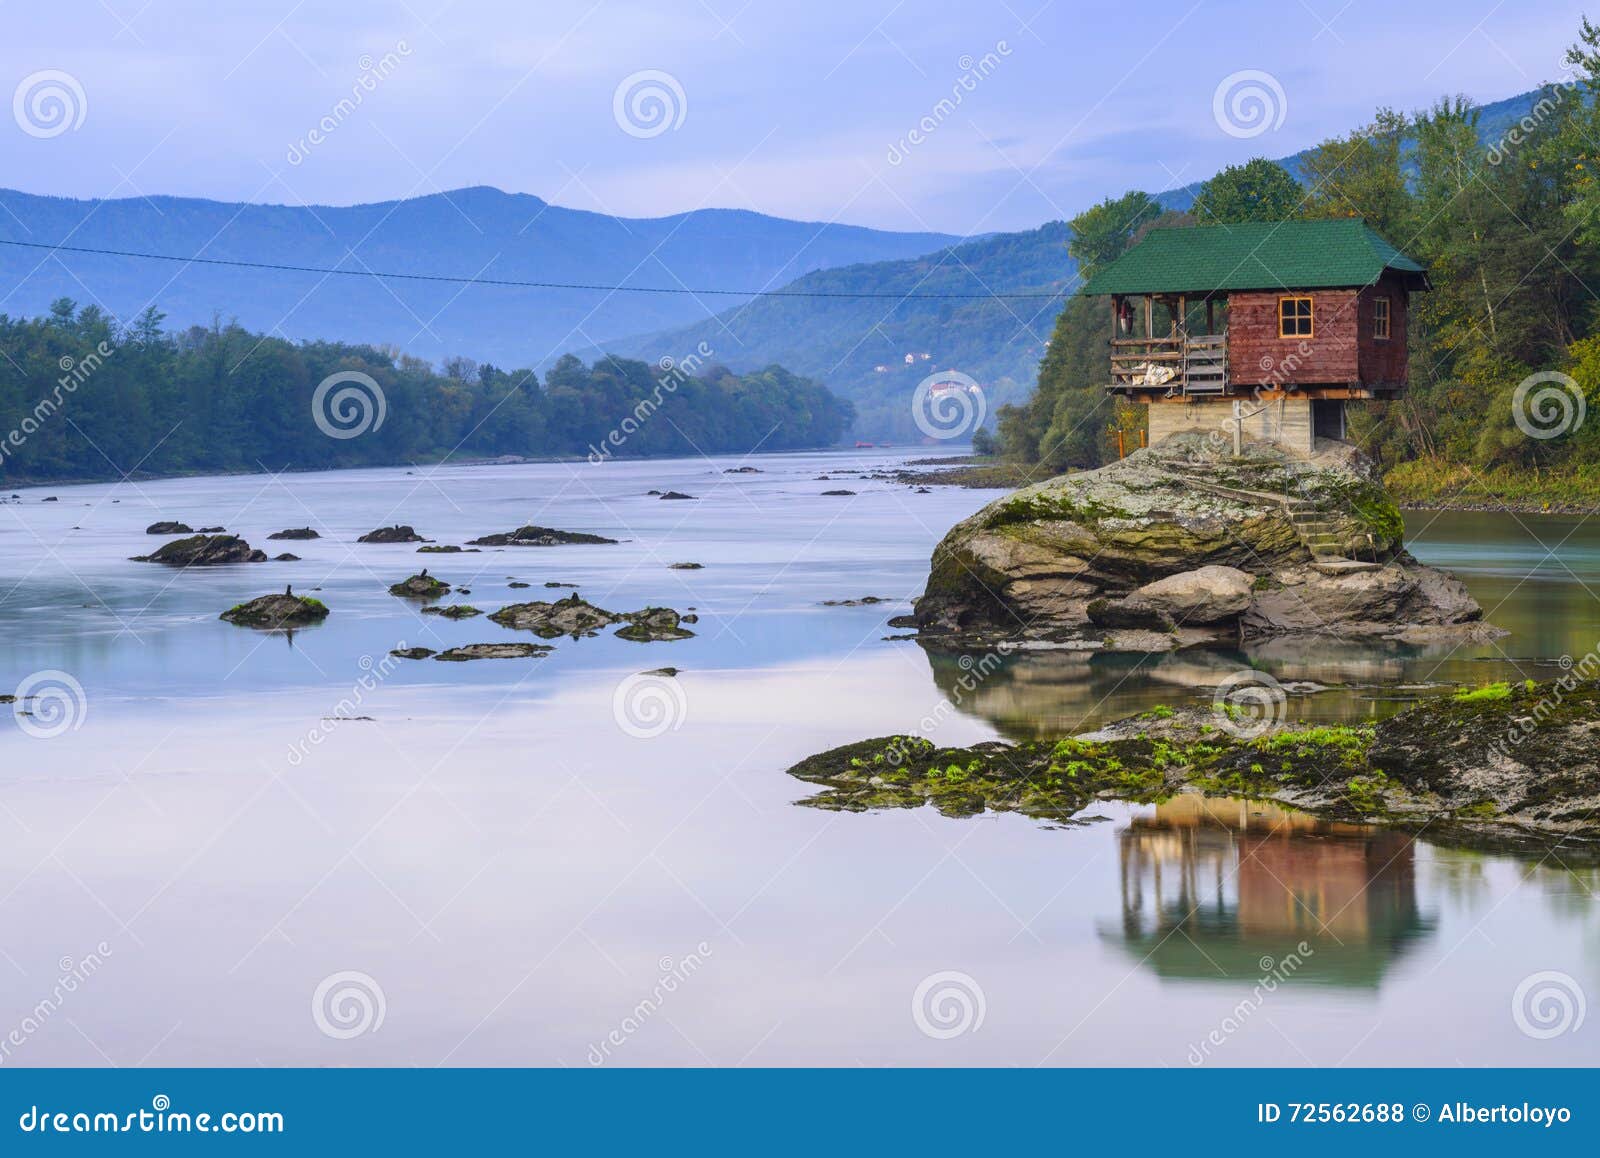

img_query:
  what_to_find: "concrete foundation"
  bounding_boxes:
[1146,396,1318,456]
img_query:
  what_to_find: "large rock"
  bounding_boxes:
[914,434,1490,648]
[220,593,329,628]
[134,535,267,566]
[489,592,695,641]
[359,525,425,543]
[467,525,618,547]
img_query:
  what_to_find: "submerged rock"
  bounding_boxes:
[421,604,482,619]
[821,489,857,496]
[913,434,1494,649]
[787,678,1600,841]
[146,520,193,534]
[491,593,622,637]
[388,571,451,599]
[615,607,695,642]
[272,553,301,562]
[419,544,473,553]
[821,595,889,606]
[668,562,704,570]
[390,646,436,660]
[359,524,426,543]
[658,491,696,500]
[434,643,553,661]
[134,535,267,566]
[467,525,619,546]
[220,593,329,628]
[268,527,320,540]
[490,592,695,642]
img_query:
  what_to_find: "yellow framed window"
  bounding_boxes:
[1373,296,1391,340]
[1279,296,1313,338]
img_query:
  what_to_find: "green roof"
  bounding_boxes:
[1080,219,1429,296]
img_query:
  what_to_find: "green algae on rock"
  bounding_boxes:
[912,434,1493,650]
[388,572,451,599]
[786,679,1600,843]
[220,593,330,629]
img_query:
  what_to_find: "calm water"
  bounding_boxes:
[2,450,1597,1067]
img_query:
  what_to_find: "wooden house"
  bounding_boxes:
[1080,220,1430,454]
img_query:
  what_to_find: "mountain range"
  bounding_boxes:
[0,86,1554,441]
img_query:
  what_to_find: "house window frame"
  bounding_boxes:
[1372,295,1391,340]
[1279,296,1313,339]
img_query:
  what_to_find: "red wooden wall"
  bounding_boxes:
[1227,288,1359,390]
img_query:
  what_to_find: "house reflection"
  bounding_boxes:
[1104,796,1433,988]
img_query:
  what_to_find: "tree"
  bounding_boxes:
[1067,191,1159,281]
[1190,159,1304,224]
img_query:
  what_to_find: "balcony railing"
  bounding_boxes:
[1109,331,1228,395]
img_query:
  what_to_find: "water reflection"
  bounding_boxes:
[1102,796,1434,989]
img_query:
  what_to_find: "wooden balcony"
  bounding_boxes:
[1109,331,1229,396]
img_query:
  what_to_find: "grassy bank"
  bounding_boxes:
[1384,459,1600,513]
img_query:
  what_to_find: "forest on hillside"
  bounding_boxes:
[996,16,1600,506]
[0,303,853,484]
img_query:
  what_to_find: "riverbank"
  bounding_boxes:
[1383,458,1600,513]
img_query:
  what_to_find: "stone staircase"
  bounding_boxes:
[1168,467,1378,570]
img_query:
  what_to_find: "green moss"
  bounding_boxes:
[1454,682,1512,703]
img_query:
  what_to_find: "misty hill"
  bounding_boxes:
[591,223,1074,441]
[0,185,959,368]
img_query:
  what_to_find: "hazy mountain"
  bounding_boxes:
[0,185,960,368]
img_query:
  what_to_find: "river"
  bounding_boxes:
[1,449,1596,1066]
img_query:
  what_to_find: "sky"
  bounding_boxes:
[0,0,1589,237]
